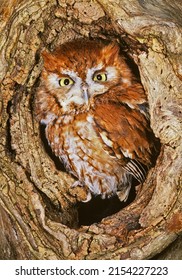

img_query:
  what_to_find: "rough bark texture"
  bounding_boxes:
[0,0,181,259]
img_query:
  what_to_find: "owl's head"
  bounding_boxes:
[41,39,132,113]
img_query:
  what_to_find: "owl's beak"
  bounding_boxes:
[82,85,89,105]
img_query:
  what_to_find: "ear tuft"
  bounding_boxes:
[41,50,57,71]
[102,42,120,64]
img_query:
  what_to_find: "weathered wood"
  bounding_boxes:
[0,0,181,259]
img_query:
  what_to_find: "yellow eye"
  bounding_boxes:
[59,77,74,87]
[93,73,107,82]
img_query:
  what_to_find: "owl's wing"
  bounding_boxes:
[93,84,157,182]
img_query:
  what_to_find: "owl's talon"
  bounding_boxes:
[69,181,92,202]
[117,186,131,202]
[82,191,92,203]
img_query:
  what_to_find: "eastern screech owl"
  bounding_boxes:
[35,39,158,202]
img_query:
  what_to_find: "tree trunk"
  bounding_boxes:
[0,0,181,260]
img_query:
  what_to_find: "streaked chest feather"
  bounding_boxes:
[46,113,128,198]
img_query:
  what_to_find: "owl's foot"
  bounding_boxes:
[70,181,92,202]
[117,185,131,202]
[100,191,114,200]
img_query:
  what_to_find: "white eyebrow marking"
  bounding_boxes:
[61,69,79,79]
[86,63,103,84]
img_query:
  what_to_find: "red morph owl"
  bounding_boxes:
[35,39,159,202]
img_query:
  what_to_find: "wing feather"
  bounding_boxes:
[93,83,158,182]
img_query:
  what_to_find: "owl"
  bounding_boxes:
[35,39,159,202]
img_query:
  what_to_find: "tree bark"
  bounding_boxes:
[0,0,181,259]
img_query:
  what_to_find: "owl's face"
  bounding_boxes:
[41,40,132,113]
